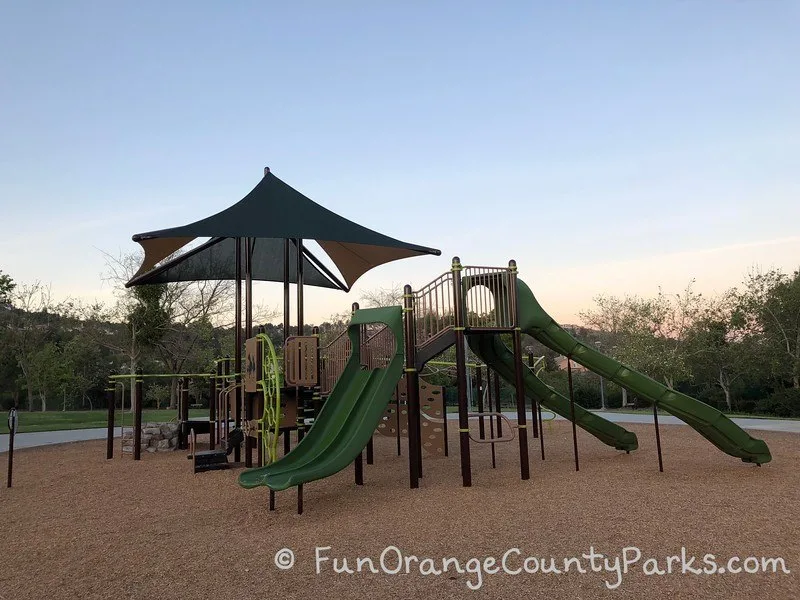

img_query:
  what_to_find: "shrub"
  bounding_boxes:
[754,388,800,418]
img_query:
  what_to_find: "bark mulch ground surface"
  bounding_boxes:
[1,421,798,600]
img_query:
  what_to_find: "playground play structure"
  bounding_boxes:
[111,168,772,514]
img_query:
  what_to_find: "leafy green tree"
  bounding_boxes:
[29,342,71,411]
[5,282,67,411]
[685,293,765,411]
[737,268,800,389]
[0,269,15,308]
[580,281,704,389]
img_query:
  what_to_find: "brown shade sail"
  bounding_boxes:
[129,169,440,288]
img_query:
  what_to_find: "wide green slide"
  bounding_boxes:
[238,306,405,491]
[515,278,772,464]
[468,333,639,452]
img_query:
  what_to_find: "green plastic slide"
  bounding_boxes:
[468,333,639,452]
[237,306,405,491]
[514,278,772,464]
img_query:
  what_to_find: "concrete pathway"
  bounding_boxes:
[447,410,800,434]
[1,410,798,453]
[0,427,121,453]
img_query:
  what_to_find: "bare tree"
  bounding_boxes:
[96,249,246,407]
[360,284,403,308]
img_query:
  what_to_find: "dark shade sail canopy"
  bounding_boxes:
[129,170,441,288]
[125,236,347,290]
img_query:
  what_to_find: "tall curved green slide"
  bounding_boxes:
[238,306,405,491]
[468,334,639,452]
[515,278,771,464]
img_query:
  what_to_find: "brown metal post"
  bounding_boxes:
[283,239,290,340]
[442,390,449,458]
[133,370,143,461]
[256,327,264,467]
[494,369,503,437]
[366,437,374,465]
[7,406,17,487]
[216,360,224,445]
[476,365,485,439]
[223,357,230,443]
[487,370,496,468]
[538,402,545,461]
[567,356,580,472]
[244,237,254,468]
[181,379,191,450]
[245,238,253,336]
[297,484,303,515]
[452,258,472,487]
[209,373,216,450]
[279,240,291,460]
[296,238,304,335]
[354,450,363,485]
[234,238,243,463]
[403,285,421,489]
[526,354,539,439]
[509,260,530,481]
[106,387,115,459]
[348,302,367,480]
[296,239,306,445]
[653,402,664,472]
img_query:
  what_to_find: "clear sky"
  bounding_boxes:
[1,1,798,325]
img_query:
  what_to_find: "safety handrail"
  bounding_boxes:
[413,271,455,345]
[467,412,516,443]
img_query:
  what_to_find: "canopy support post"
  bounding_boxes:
[234,237,242,463]
[244,237,254,468]
[296,239,306,442]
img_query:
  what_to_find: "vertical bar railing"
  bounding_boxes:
[411,271,456,348]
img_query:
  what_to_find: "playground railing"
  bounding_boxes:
[320,328,351,395]
[462,265,517,330]
[362,324,396,370]
[412,271,455,345]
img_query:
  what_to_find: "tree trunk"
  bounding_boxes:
[719,371,732,412]
[621,388,628,407]
[169,377,178,410]
[19,360,34,411]
[40,391,47,412]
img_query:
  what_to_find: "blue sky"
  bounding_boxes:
[1,1,798,324]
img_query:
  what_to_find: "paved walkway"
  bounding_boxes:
[447,410,800,434]
[1,411,798,453]
[0,427,121,453]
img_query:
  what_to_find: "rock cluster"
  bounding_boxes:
[121,422,180,453]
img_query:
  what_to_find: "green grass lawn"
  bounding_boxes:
[4,404,796,435]
[1,408,209,434]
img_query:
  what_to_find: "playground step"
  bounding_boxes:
[189,449,229,473]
